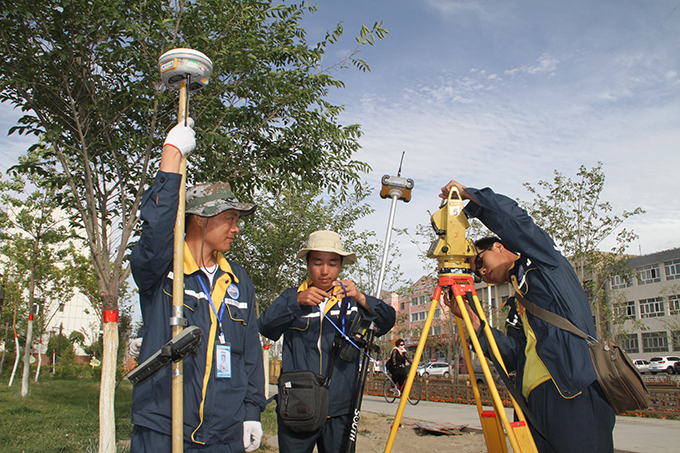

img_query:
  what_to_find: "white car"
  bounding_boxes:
[649,356,680,375]
[633,359,650,374]
[417,362,451,378]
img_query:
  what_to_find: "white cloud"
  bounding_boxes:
[424,0,487,16]
[505,53,560,77]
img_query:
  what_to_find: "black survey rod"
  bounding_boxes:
[345,329,375,453]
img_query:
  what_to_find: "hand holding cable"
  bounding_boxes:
[332,279,367,309]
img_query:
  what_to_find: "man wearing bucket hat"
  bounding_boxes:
[258,230,396,453]
[130,119,266,452]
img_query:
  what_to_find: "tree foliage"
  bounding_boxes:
[0,0,386,447]
[522,162,645,338]
[230,184,407,314]
[0,0,387,313]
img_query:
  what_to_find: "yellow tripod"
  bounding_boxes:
[383,188,538,453]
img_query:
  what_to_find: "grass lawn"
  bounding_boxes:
[0,376,277,452]
[0,377,133,453]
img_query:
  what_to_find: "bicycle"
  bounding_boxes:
[382,364,421,405]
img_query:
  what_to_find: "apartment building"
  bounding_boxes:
[609,247,680,360]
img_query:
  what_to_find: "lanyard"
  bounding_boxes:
[197,276,226,342]
[316,285,377,365]
[337,281,348,334]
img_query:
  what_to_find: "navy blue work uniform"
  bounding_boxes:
[130,171,266,452]
[258,280,396,453]
[466,187,615,453]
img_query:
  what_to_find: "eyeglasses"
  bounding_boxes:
[472,247,493,279]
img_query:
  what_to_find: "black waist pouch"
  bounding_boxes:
[277,370,329,432]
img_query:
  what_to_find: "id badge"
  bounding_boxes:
[216,344,231,378]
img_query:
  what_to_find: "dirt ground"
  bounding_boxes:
[264,411,489,452]
[354,411,488,453]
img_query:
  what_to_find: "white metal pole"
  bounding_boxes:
[373,190,401,298]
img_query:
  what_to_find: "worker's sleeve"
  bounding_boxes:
[464,187,560,269]
[131,171,182,294]
[360,295,396,337]
[243,278,266,421]
[257,288,302,341]
[477,326,522,373]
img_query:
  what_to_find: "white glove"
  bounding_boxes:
[128,338,143,358]
[243,420,263,452]
[163,117,196,156]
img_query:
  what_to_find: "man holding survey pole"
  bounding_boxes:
[130,119,266,452]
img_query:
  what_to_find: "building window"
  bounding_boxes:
[411,313,418,322]
[619,334,639,354]
[639,297,665,318]
[665,259,680,280]
[669,295,680,316]
[400,302,405,310]
[638,264,661,285]
[430,325,441,336]
[672,331,680,352]
[614,301,636,320]
[434,309,441,319]
[418,311,427,321]
[411,298,417,306]
[642,331,669,353]
[610,275,631,289]
[419,296,426,305]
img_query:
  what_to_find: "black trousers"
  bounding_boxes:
[526,380,615,453]
[276,411,351,453]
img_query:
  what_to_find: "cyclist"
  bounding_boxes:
[386,338,411,388]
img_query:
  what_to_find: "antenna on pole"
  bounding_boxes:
[373,154,414,297]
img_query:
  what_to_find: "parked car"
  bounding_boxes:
[633,359,650,374]
[471,356,503,386]
[648,356,680,374]
[417,362,452,378]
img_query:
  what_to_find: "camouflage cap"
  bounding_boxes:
[185,183,256,217]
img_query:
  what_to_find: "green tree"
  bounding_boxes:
[0,173,74,396]
[0,1,386,446]
[522,162,645,339]
[230,184,406,313]
[46,333,75,362]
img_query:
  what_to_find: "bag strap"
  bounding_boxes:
[465,293,561,453]
[514,294,591,342]
[322,335,342,386]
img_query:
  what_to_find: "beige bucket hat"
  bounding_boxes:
[296,230,357,264]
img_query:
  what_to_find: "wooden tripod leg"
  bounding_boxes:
[383,286,443,453]
[455,292,538,453]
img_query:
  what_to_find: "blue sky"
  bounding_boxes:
[1,1,679,288]
[298,0,680,284]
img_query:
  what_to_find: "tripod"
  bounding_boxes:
[383,272,537,453]
[383,186,538,453]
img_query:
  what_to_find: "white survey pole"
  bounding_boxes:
[158,48,213,453]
